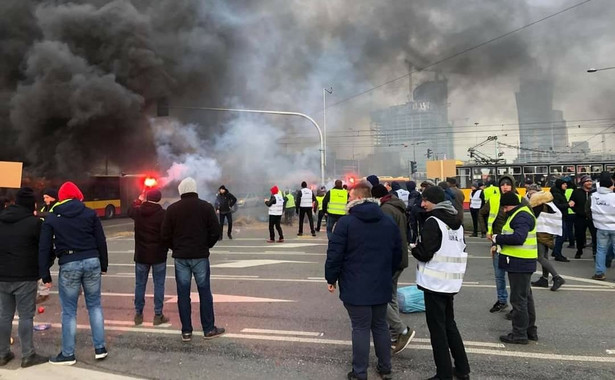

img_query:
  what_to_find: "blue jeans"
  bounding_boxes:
[58,257,105,356]
[595,229,615,275]
[135,262,167,315]
[344,303,390,380]
[552,233,565,258]
[174,258,215,334]
[492,252,508,303]
[326,214,342,240]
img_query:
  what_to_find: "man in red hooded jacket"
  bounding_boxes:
[39,181,108,365]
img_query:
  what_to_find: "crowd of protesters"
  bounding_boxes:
[1,170,612,379]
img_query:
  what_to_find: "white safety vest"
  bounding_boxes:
[268,193,284,216]
[299,188,313,208]
[395,189,410,206]
[470,190,483,210]
[590,191,615,231]
[416,217,467,294]
[536,202,562,236]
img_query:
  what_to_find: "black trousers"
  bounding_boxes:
[424,291,470,380]
[268,215,283,240]
[507,272,537,340]
[316,210,326,231]
[298,207,315,234]
[565,214,575,246]
[574,216,597,256]
[219,212,232,237]
[470,208,480,235]
[284,209,294,225]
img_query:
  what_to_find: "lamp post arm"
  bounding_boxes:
[170,106,325,185]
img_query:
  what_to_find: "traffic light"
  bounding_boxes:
[410,161,417,174]
[426,148,433,159]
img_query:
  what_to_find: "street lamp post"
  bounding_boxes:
[587,66,615,73]
[166,105,326,185]
[323,87,332,168]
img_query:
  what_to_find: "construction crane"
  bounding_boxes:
[467,136,506,164]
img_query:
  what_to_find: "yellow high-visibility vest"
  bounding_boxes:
[487,191,522,234]
[327,189,348,215]
[565,188,574,215]
[316,195,324,211]
[500,205,538,259]
[285,193,295,209]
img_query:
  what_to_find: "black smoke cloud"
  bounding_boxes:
[1,0,614,180]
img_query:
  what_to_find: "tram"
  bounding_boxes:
[456,161,615,208]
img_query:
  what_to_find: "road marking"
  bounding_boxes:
[104,319,171,327]
[241,328,324,337]
[45,272,615,291]
[110,250,326,256]
[165,293,294,304]
[23,322,615,363]
[211,259,315,268]
[215,244,327,248]
[560,274,615,288]
[607,349,615,355]
[239,328,504,347]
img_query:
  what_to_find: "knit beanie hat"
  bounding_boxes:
[43,188,58,200]
[16,187,36,211]
[270,185,279,195]
[500,192,520,207]
[527,184,542,193]
[146,189,162,202]
[371,184,388,198]
[579,175,592,184]
[301,181,307,188]
[366,175,379,187]
[58,181,84,201]
[499,177,513,187]
[422,186,445,204]
[178,177,197,195]
[599,172,613,188]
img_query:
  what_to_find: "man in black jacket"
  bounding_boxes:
[549,179,571,262]
[371,184,415,355]
[411,186,470,380]
[296,181,317,237]
[569,175,596,259]
[128,189,169,326]
[0,187,48,368]
[214,185,237,240]
[162,177,223,342]
[493,191,538,345]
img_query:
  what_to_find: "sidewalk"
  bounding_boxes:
[0,363,141,380]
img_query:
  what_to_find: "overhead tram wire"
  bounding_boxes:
[325,0,593,111]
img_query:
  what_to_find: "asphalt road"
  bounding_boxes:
[2,215,615,380]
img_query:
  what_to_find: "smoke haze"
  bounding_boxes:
[1,0,614,191]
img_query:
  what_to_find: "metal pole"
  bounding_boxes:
[323,89,326,168]
[323,87,332,171]
[171,106,326,185]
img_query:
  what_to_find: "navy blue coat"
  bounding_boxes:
[39,199,108,283]
[495,205,537,273]
[325,200,402,306]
